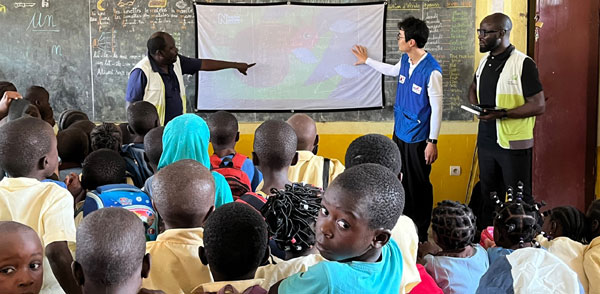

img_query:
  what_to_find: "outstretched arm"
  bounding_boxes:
[351,45,401,76]
[200,59,256,75]
[46,241,82,294]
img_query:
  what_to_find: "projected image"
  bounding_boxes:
[195,3,385,111]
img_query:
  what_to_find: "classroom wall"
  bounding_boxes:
[229,0,528,205]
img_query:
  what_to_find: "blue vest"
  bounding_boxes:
[394,53,441,143]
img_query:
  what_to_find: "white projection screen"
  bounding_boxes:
[194,3,385,111]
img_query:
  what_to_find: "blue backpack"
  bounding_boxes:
[82,184,158,241]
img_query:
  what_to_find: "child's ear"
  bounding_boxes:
[198,246,209,265]
[38,156,47,171]
[252,152,260,167]
[202,206,215,225]
[141,253,151,279]
[291,152,299,166]
[371,229,392,249]
[592,219,600,234]
[127,124,134,135]
[72,261,85,286]
[235,132,240,142]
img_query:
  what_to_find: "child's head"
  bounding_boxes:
[201,202,268,281]
[493,195,542,249]
[58,110,89,131]
[0,81,17,97]
[317,163,404,262]
[152,159,215,229]
[0,221,43,294]
[253,120,297,171]
[286,114,318,152]
[345,134,402,177]
[90,122,122,152]
[81,149,126,190]
[586,199,600,242]
[57,128,89,165]
[126,101,159,138]
[0,117,58,179]
[542,206,585,242]
[431,200,476,251]
[261,183,322,259]
[24,86,54,127]
[143,126,164,173]
[73,207,149,291]
[208,111,239,150]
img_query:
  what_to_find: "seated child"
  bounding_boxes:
[57,128,88,180]
[486,190,544,265]
[584,199,600,294]
[477,247,583,294]
[252,120,298,195]
[72,207,164,294]
[24,86,55,127]
[193,202,269,293]
[143,159,216,294]
[261,183,322,260]
[122,101,159,188]
[79,149,157,240]
[422,200,489,294]
[0,117,79,293]
[6,99,40,121]
[269,163,405,294]
[286,114,344,190]
[208,110,262,193]
[90,122,122,152]
[345,133,421,294]
[143,126,164,174]
[535,205,588,293]
[0,221,44,294]
[144,114,233,208]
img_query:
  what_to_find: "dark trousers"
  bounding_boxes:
[393,135,433,242]
[474,144,532,231]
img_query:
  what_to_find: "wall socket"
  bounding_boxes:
[450,166,461,176]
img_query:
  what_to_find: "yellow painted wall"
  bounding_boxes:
[226,0,527,205]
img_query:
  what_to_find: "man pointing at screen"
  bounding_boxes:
[352,16,443,242]
[125,31,255,125]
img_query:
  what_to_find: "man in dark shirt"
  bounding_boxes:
[126,32,255,125]
[468,13,545,231]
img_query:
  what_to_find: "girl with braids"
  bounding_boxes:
[476,189,585,294]
[261,183,322,260]
[422,200,488,294]
[534,206,588,293]
[486,185,544,265]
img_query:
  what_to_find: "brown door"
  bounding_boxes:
[532,0,599,211]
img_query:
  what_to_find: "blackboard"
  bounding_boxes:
[0,0,474,122]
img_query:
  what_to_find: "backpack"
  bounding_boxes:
[82,184,158,241]
[210,154,252,199]
[121,143,154,188]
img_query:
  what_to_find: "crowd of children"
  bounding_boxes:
[1,83,600,294]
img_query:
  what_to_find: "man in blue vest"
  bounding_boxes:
[352,17,443,242]
[468,13,545,233]
[126,32,255,125]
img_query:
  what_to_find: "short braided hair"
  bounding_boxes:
[431,200,476,250]
[544,206,585,242]
[492,188,543,248]
[261,183,322,253]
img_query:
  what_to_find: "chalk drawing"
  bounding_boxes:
[14,2,36,8]
[0,4,6,14]
[148,0,167,8]
[117,0,135,7]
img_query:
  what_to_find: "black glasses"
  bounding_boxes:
[477,29,502,36]
[397,32,402,40]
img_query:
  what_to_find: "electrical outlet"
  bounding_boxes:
[450,166,461,176]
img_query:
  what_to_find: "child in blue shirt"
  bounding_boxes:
[269,163,405,294]
[422,200,489,294]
